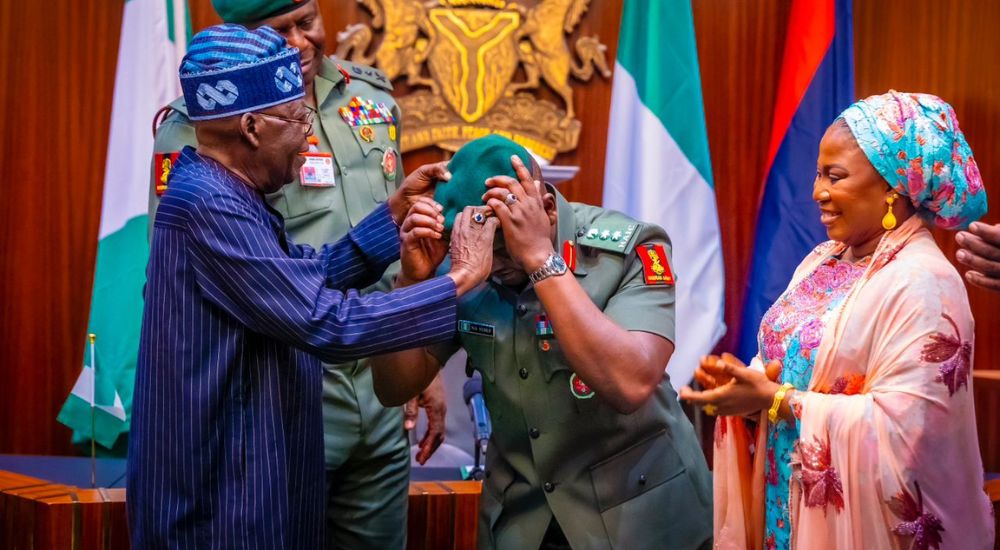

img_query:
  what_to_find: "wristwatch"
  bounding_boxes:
[528,253,568,285]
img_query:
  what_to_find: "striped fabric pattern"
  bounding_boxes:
[127,147,458,548]
[181,24,288,73]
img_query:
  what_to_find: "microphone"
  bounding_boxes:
[463,372,492,479]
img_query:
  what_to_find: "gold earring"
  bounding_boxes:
[882,193,898,231]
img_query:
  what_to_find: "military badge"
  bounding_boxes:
[388,125,397,141]
[637,243,675,286]
[569,373,595,399]
[382,147,398,180]
[535,313,554,351]
[338,96,395,127]
[459,320,495,338]
[154,151,181,196]
[359,126,375,142]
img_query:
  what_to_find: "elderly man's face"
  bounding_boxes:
[253,0,326,86]
[255,100,311,193]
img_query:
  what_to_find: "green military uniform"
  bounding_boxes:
[149,57,411,549]
[431,191,713,550]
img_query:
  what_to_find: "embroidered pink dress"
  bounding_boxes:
[759,255,869,550]
[711,216,994,550]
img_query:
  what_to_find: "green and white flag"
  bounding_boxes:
[602,0,725,389]
[57,338,127,449]
[58,0,189,448]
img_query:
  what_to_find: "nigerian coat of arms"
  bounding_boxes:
[336,0,612,160]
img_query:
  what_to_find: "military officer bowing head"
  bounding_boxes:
[371,135,713,550]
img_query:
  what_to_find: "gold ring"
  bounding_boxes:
[703,404,718,417]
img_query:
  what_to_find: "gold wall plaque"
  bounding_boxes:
[337,0,612,161]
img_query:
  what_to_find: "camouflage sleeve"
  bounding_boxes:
[148,110,197,241]
[602,224,677,344]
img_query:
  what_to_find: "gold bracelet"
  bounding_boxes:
[768,383,795,424]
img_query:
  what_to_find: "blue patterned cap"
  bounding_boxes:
[179,24,304,121]
[841,91,987,230]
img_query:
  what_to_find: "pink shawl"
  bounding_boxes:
[714,215,994,549]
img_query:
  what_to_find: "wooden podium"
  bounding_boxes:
[0,467,481,549]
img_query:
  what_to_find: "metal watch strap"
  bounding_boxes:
[529,253,568,285]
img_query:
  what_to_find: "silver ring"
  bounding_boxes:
[472,212,486,224]
[505,193,519,206]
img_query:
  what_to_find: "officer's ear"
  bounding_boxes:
[542,190,557,226]
[239,112,263,149]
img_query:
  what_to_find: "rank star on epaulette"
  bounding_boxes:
[154,151,181,196]
[637,243,675,286]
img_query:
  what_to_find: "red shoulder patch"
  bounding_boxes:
[562,240,577,273]
[154,152,181,196]
[636,243,674,286]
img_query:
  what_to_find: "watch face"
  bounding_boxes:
[551,255,568,272]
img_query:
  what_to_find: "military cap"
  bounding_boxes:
[435,134,534,230]
[211,0,309,24]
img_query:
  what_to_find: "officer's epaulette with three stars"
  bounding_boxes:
[577,220,641,254]
[333,57,393,91]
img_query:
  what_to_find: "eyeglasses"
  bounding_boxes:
[258,108,316,135]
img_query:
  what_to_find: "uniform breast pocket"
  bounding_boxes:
[461,333,496,383]
[347,125,395,202]
[589,430,712,549]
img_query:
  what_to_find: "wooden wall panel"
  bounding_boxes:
[0,1,123,454]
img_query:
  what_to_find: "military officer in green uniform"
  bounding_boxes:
[147,1,450,547]
[372,135,713,549]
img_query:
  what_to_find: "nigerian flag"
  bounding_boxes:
[57,0,189,449]
[602,0,725,389]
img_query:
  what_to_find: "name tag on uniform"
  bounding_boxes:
[299,153,336,187]
[459,320,494,338]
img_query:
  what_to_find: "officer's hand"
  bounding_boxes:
[483,155,555,273]
[399,198,448,285]
[389,161,451,226]
[447,206,499,295]
[957,222,1000,292]
[405,373,448,465]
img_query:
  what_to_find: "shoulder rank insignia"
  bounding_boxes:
[338,96,395,127]
[579,222,638,253]
[154,152,180,196]
[637,243,674,286]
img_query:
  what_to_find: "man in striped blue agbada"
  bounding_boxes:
[126,24,498,548]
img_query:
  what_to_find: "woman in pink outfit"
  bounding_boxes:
[681,91,994,549]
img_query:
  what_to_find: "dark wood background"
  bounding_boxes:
[2,0,997,469]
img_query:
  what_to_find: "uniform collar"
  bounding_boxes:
[552,186,587,275]
[313,57,342,109]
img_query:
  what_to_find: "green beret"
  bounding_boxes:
[435,134,534,230]
[211,0,308,23]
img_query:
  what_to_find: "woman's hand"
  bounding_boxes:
[399,197,447,285]
[680,353,782,417]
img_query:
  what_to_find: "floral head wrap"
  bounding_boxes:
[840,90,987,230]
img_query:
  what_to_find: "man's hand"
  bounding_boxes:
[447,206,499,295]
[404,373,448,465]
[399,197,447,285]
[957,221,1000,292]
[483,155,555,273]
[388,161,451,226]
